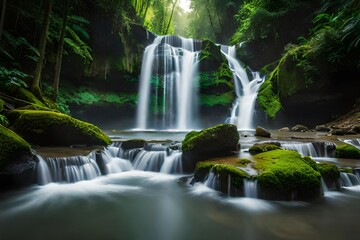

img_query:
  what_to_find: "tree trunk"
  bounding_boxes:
[142,0,151,24]
[165,0,178,34]
[0,0,7,43]
[205,5,216,35]
[53,0,69,101]
[31,0,52,100]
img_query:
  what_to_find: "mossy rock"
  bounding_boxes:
[0,125,32,170]
[254,150,321,200]
[256,79,282,118]
[249,142,281,154]
[199,39,226,71]
[8,110,111,146]
[302,156,318,171]
[182,124,239,172]
[121,139,147,150]
[317,162,340,181]
[194,162,249,196]
[335,144,360,159]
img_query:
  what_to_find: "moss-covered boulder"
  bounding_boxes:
[182,124,239,172]
[249,142,281,154]
[0,125,32,170]
[335,144,360,159]
[254,150,321,200]
[317,162,340,181]
[194,162,249,196]
[199,39,225,71]
[8,110,111,146]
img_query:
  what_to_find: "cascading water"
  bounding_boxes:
[243,179,258,198]
[136,35,200,130]
[280,141,336,157]
[36,142,184,184]
[221,45,264,130]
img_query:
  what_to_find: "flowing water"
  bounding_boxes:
[2,171,360,240]
[221,45,264,130]
[136,36,200,130]
[3,134,360,239]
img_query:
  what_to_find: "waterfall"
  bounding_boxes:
[205,172,219,190]
[35,142,185,185]
[340,172,360,187]
[281,142,318,157]
[136,35,200,130]
[243,179,258,198]
[281,141,336,157]
[36,155,52,185]
[221,45,264,130]
[344,139,360,149]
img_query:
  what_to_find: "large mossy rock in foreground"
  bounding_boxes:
[254,150,321,200]
[7,110,111,146]
[182,124,239,172]
[0,125,33,170]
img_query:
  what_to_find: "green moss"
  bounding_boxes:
[335,144,360,159]
[257,79,282,118]
[194,162,249,188]
[254,150,321,192]
[302,156,318,171]
[0,98,4,112]
[182,124,239,153]
[211,164,249,188]
[0,114,9,127]
[200,92,234,106]
[15,88,45,106]
[317,163,340,181]
[194,162,216,181]
[338,167,353,174]
[199,39,223,63]
[9,110,111,146]
[236,158,251,167]
[249,142,281,154]
[0,125,32,169]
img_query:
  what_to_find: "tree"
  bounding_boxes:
[53,0,69,101]
[165,0,178,34]
[0,0,6,43]
[31,0,52,99]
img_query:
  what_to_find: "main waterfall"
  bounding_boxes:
[136,36,264,130]
[136,36,201,130]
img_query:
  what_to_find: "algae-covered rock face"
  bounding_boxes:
[8,110,111,146]
[249,142,281,154]
[182,124,239,172]
[317,162,340,181]
[0,125,32,170]
[335,144,360,159]
[254,150,321,200]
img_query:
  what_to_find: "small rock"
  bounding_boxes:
[315,125,330,132]
[279,127,289,132]
[352,125,360,133]
[255,126,271,138]
[330,129,345,136]
[291,124,309,132]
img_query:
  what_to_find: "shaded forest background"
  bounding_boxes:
[0,0,359,129]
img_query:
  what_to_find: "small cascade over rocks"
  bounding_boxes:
[344,139,360,149]
[36,153,101,184]
[243,179,258,198]
[36,142,184,185]
[280,141,336,157]
[340,172,360,187]
[221,45,264,130]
